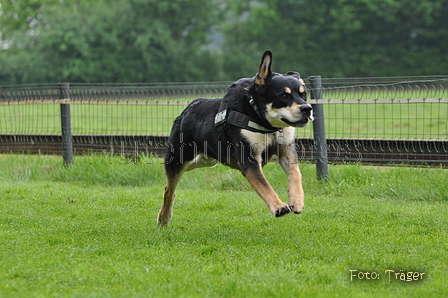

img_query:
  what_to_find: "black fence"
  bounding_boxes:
[1,76,447,168]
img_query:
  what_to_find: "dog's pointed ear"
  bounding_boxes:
[286,71,301,79]
[255,50,273,86]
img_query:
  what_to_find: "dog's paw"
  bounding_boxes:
[275,205,292,217]
[157,218,169,227]
[157,211,172,226]
[289,205,304,214]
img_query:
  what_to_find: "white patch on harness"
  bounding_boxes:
[214,109,227,126]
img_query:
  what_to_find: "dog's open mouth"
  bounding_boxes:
[281,118,309,127]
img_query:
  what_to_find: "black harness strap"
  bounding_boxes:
[214,97,279,144]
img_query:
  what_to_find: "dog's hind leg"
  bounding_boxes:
[158,143,195,226]
[158,167,185,226]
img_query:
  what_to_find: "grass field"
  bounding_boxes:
[0,103,186,136]
[0,154,447,297]
[1,99,448,139]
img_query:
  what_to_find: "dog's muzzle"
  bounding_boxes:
[301,104,314,121]
[280,104,313,127]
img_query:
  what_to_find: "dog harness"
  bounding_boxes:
[214,96,280,143]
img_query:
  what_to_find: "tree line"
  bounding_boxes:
[1,0,447,85]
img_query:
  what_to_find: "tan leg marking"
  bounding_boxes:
[287,166,304,213]
[278,144,304,214]
[243,162,291,217]
[158,172,184,226]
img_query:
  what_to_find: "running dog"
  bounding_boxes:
[158,50,313,226]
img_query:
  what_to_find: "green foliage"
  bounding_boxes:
[221,0,448,78]
[0,154,447,297]
[1,0,448,84]
[0,0,220,84]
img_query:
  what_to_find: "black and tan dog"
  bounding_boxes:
[158,50,313,226]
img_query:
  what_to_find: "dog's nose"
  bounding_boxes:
[300,104,314,121]
[300,105,312,114]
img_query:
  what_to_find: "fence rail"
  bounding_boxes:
[0,82,232,103]
[1,76,447,167]
[1,135,446,167]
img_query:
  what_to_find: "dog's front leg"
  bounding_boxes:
[241,162,291,217]
[278,144,304,214]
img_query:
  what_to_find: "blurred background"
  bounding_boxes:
[1,0,448,84]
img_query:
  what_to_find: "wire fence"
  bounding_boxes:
[1,76,448,166]
[0,82,230,136]
[317,76,448,139]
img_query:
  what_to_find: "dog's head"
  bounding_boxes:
[253,50,313,128]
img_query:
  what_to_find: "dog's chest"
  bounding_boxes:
[240,127,296,156]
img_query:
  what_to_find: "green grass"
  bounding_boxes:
[0,154,447,297]
[0,103,186,136]
[1,100,447,139]
[323,102,448,139]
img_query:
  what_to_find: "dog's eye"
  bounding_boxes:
[282,92,289,99]
[301,91,307,100]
